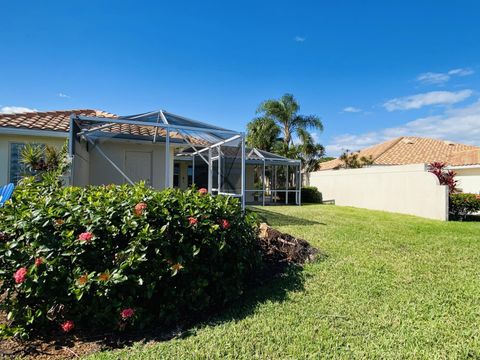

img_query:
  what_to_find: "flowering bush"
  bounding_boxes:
[449,193,480,220]
[0,178,260,338]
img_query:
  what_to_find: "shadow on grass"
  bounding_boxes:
[202,264,307,329]
[1,243,322,357]
[63,265,310,352]
[251,207,326,226]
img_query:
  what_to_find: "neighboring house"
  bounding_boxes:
[319,137,480,194]
[0,109,301,205]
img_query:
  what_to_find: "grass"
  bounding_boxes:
[89,205,480,359]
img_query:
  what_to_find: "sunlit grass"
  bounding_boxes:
[89,205,480,359]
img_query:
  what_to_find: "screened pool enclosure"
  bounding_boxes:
[69,110,301,208]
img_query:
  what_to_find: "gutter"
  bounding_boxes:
[447,165,480,170]
[0,127,69,138]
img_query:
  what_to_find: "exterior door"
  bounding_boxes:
[125,151,152,186]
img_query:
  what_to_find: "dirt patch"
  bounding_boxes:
[0,224,323,359]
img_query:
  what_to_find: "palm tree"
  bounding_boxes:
[246,117,281,152]
[289,129,325,173]
[256,93,323,150]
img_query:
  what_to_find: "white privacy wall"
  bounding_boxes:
[308,164,449,221]
[453,167,480,194]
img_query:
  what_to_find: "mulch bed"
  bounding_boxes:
[0,224,322,359]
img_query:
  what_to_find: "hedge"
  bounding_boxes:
[301,186,323,203]
[0,178,260,338]
[449,193,480,220]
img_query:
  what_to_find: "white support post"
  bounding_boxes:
[295,165,299,205]
[299,164,302,206]
[274,165,277,204]
[217,147,221,195]
[165,128,170,188]
[192,155,195,186]
[241,135,246,210]
[286,165,289,205]
[262,160,266,206]
[208,148,212,193]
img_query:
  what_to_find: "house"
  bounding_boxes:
[319,137,480,194]
[0,109,301,206]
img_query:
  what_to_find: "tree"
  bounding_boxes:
[288,128,325,173]
[246,117,281,152]
[256,93,323,150]
[339,150,374,169]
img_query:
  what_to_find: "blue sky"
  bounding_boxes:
[1,1,479,156]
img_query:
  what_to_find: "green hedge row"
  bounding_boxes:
[0,179,260,338]
[450,193,480,220]
[301,186,323,203]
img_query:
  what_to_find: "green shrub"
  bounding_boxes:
[0,178,260,338]
[449,193,480,220]
[301,186,323,203]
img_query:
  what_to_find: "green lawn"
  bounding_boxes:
[89,205,480,359]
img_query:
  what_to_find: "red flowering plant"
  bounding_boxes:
[428,162,458,194]
[0,178,260,338]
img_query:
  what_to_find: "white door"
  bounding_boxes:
[125,151,152,186]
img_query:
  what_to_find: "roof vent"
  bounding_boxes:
[402,138,415,144]
[444,140,455,146]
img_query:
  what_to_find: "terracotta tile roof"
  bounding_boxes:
[0,109,116,132]
[448,149,480,166]
[0,109,204,144]
[320,136,480,170]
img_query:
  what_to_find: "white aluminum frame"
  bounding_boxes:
[69,111,247,209]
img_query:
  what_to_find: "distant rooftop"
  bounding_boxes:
[321,136,480,170]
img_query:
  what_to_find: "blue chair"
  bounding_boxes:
[0,183,14,207]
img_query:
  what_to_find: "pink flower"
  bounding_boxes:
[220,219,230,230]
[78,232,94,242]
[198,188,208,195]
[188,217,198,225]
[34,258,43,267]
[60,320,75,333]
[13,267,27,284]
[134,202,147,216]
[120,308,135,320]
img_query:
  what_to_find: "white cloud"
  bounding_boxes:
[294,36,305,42]
[448,68,474,76]
[416,68,474,85]
[342,106,362,113]
[0,106,37,114]
[326,99,480,156]
[58,92,70,98]
[383,90,472,111]
[416,72,450,85]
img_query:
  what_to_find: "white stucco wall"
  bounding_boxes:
[0,134,66,185]
[453,167,480,194]
[86,139,175,189]
[308,164,449,221]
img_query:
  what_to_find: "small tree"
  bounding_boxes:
[20,142,70,183]
[339,150,374,169]
[428,162,458,194]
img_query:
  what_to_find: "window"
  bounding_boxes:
[173,163,180,188]
[9,143,45,184]
[187,165,193,186]
[9,143,27,184]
